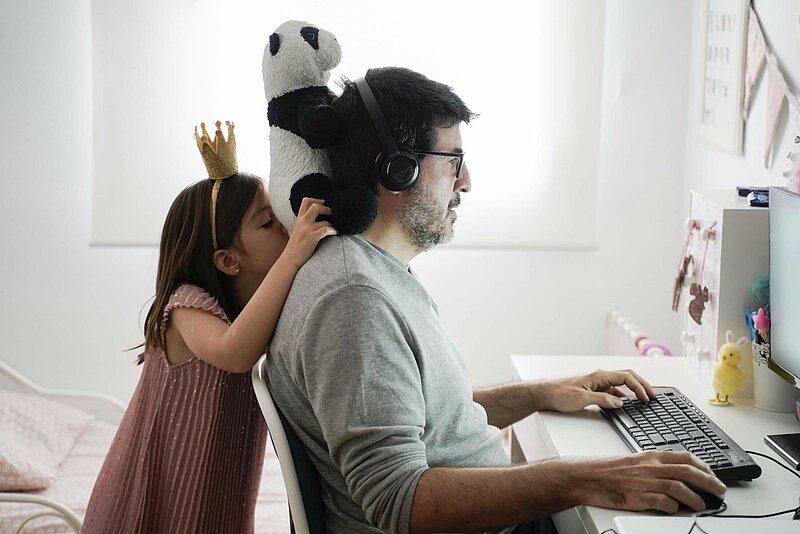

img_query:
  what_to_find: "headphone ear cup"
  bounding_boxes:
[377,148,419,191]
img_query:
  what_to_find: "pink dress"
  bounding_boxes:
[83,284,267,534]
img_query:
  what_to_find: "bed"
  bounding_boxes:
[0,360,289,533]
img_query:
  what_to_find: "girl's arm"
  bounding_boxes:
[171,198,336,373]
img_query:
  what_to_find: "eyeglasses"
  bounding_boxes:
[410,150,465,179]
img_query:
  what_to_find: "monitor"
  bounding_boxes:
[768,187,800,389]
[766,186,800,467]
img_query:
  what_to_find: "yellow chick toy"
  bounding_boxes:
[709,330,749,405]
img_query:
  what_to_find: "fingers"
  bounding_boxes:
[656,450,716,477]
[294,198,337,238]
[624,369,657,400]
[637,480,706,513]
[608,386,628,398]
[317,226,338,238]
[614,452,725,513]
[296,197,325,216]
[640,451,726,496]
[297,198,333,220]
[598,369,655,403]
[589,392,624,409]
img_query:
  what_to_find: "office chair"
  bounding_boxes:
[252,355,325,534]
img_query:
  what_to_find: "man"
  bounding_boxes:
[266,67,726,534]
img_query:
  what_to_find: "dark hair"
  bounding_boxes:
[329,67,476,192]
[138,172,263,363]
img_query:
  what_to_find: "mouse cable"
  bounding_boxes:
[598,502,793,534]
[597,452,800,534]
[695,451,800,520]
[745,450,800,481]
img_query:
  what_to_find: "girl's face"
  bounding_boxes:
[234,186,289,283]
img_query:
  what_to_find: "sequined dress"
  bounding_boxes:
[83,284,268,534]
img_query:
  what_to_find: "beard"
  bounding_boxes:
[399,181,460,252]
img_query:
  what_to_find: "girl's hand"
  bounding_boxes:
[283,197,337,268]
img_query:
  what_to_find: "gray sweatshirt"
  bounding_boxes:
[267,235,513,534]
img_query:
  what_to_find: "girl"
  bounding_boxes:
[83,122,335,533]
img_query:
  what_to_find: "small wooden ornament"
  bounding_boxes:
[672,255,693,312]
[688,283,710,325]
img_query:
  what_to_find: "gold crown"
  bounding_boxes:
[194,120,238,250]
[195,120,238,179]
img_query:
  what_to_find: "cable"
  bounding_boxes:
[745,449,800,480]
[602,451,800,534]
[686,517,711,534]
[694,451,800,521]
[684,502,726,534]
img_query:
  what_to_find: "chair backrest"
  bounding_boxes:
[252,355,325,534]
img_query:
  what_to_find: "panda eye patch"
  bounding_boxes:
[300,26,319,50]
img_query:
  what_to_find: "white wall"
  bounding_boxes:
[0,0,696,400]
[684,0,800,196]
[0,1,153,399]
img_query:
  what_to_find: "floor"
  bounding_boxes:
[255,437,290,533]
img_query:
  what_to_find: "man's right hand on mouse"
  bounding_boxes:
[574,450,727,513]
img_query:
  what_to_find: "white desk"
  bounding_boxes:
[510,355,800,534]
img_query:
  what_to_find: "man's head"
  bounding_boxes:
[329,67,475,252]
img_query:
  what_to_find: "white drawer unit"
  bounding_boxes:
[680,190,769,399]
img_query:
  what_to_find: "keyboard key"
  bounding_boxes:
[603,387,762,483]
[662,433,679,444]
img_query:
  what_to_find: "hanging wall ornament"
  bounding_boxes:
[673,255,693,312]
[688,222,716,325]
[688,284,710,325]
[784,135,800,193]
[743,7,766,120]
[672,220,698,312]
[765,61,788,168]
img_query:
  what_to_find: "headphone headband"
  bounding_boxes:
[354,77,419,191]
[355,78,400,159]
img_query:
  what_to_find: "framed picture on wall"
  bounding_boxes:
[697,0,748,155]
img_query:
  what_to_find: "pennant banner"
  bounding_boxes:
[765,61,787,168]
[743,6,766,120]
[744,7,800,168]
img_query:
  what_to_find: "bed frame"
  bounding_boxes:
[0,359,126,533]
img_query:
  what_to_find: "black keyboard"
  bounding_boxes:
[601,387,762,483]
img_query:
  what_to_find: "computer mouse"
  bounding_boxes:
[686,484,725,510]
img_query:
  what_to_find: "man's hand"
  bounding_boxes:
[409,449,727,533]
[537,369,657,412]
[574,450,727,513]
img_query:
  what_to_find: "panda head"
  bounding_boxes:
[263,20,342,100]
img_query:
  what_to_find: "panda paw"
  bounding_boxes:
[290,174,377,235]
[298,105,340,148]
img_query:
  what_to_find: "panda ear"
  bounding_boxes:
[269,33,281,56]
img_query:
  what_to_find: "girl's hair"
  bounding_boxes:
[138,172,263,363]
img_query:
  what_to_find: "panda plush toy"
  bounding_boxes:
[263,20,376,234]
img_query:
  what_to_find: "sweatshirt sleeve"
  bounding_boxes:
[297,284,428,534]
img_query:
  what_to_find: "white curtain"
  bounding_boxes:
[92,0,605,249]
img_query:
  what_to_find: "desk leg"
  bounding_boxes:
[509,425,593,534]
[510,416,557,463]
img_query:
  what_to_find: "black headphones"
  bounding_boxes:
[354,77,419,191]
